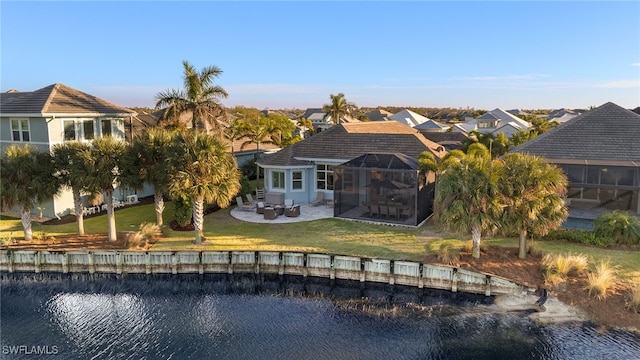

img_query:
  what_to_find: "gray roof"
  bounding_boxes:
[512,102,640,166]
[0,83,135,115]
[259,121,447,167]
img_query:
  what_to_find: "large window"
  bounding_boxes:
[317,164,334,190]
[63,119,96,141]
[11,119,30,142]
[272,171,285,190]
[292,171,303,191]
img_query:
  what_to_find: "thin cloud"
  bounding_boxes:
[452,74,550,81]
[594,79,639,89]
[632,63,640,67]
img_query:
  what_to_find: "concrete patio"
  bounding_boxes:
[230,203,333,224]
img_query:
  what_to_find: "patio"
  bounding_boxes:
[230,203,333,224]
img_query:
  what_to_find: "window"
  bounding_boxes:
[11,119,30,142]
[272,171,285,190]
[63,119,97,141]
[101,119,112,137]
[317,164,334,190]
[292,171,303,190]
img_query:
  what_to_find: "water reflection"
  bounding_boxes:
[1,273,639,359]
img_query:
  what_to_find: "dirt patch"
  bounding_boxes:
[421,246,640,331]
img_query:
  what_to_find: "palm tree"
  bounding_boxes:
[222,111,245,157]
[126,127,175,227]
[52,142,96,235]
[1,145,60,240]
[235,107,275,189]
[155,60,228,133]
[265,112,298,147]
[498,153,568,259]
[82,138,127,242]
[434,143,502,258]
[322,93,355,125]
[168,131,241,244]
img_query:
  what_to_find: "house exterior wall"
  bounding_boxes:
[263,167,315,205]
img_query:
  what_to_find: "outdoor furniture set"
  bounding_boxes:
[236,192,300,220]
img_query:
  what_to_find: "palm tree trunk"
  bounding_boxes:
[192,196,205,244]
[154,190,165,227]
[255,142,261,189]
[471,225,482,259]
[518,229,528,259]
[73,189,85,235]
[20,206,33,241]
[105,190,117,242]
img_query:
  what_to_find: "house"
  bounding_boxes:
[365,108,393,121]
[511,102,640,216]
[257,121,447,226]
[463,108,532,137]
[413,119,450,132]
[387,109,431,127]
[0,83,144,218]
[419,132,469,151]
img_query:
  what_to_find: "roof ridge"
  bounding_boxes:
[41,83,61,113]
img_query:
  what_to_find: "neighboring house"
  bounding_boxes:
[419,132,469,151]
[506,109,529,116]
[257,121,447,226]
[387,109,431,127]
[463,108,532,137]
[546,108,583,122]
[365,108,393,121]
[298,108,360,133]
[413,119,450,132]
[512,102,640,216]
[0,83,146,218]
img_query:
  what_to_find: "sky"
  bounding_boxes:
[1,1,639,111]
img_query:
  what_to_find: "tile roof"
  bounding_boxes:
[1,83,135,115]
[388,109,431,127]
[258,121,447,167]
[512,102,640,166]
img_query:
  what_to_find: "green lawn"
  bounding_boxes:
[2,202,639,282]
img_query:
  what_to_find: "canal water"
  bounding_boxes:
[1,273,639,360]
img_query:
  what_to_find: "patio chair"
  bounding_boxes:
[256,201,266,214]
[263,207,278,220]
[284,199,294,207]
[255,188,265,201]
[246,194,257,205]
[235,196,254,212]
[310,191,324,206]
[285,204,301,217]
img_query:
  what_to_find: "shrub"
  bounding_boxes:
[139,222,162,241]
[527,240,543,257]
[436,243,460,265]
[541,252,589,285]
[544,229,611,247]
[172,193,192,227]
[584,261,618,300]
[127,232,145,248]
[628,281,640,313]
[594,211,640,246]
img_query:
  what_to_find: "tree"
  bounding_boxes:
[52,142,95,235]
[155,60,228,133]
[434,143,502,258]
[465,131,509,158]
[222,112,245,157]
[235,106,275,189]
[322,93,355,125]
[265,112,298,147]
[498,153,568,259]
[126,127,175,227]
[509,129,539,147]
[297,117,315,137]
[82,138,127,242]
[1,145,60,240]
[168,131,241,244]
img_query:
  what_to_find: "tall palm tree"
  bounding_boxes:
[168,131,241,244]
[126,127,175,227]
[155,60,228,133]
[52,142,95,235]
[222,112,245,157]
[323,93,355,125]
[434,143,502,258]
[82,138,127,242]
[1,145,60,240]
[498,153,568,259]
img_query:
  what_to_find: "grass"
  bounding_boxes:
[629,281,640,313]
[584,261,618,300]
[2,202,639,283]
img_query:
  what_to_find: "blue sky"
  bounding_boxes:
[2,1,639,110]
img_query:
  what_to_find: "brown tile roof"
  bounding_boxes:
[259,121,447,167]
[512,102,640,166]
[1,83,135,115]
